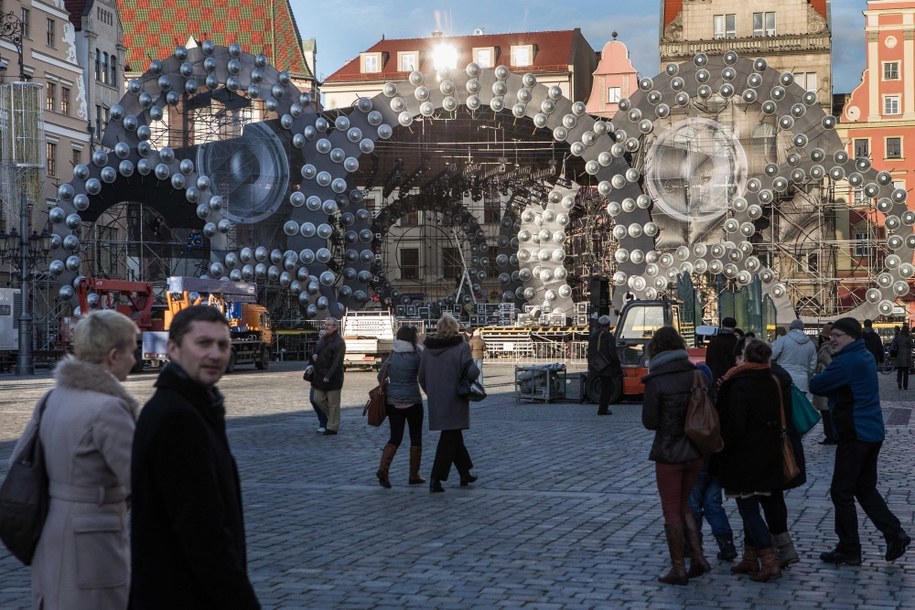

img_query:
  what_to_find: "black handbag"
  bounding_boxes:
[457,360,487,402]
[0,392,52,566]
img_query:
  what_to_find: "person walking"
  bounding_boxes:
[469,328,487,387]
[888,325,913,390]
[130,305,260,609]
[705,316,739,383]
[310,317,346,435]
[862,319,885,365]
[641,326,710,585]
[587,315,623,416]
[304,329,328,433]
[715,339,795,582]
[771,319,817,395]
[809,317,911,566]
[418,312,479,493]
[13,310,139,610]
[813,323,838,445]
[376,325,426,488]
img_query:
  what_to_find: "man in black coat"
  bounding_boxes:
[310,316,346,435]
[705,317,739,382]
[130,305,260,610]
[862,319,885,364]
[588,315,623,415]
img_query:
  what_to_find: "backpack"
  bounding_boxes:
[683,371,724,456]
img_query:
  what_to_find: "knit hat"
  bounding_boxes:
[832,317,861,340]
[597,315,611,326]
[721,317,737,329]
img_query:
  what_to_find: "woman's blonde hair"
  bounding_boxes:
[436,312,460,338]
[73,310,139,363]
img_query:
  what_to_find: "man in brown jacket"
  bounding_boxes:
[469,329,487,387]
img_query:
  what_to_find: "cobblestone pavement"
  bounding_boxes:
[1,362,913,609]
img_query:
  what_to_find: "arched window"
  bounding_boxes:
[102,52,109,84]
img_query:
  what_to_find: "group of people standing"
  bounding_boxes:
[641,315,910,587]
[14,306,261,609]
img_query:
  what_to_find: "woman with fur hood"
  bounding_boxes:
[418,313,480,493]
[12,310,139,609]
[375,325,426,488]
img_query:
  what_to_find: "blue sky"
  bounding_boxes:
[292,0,866,94]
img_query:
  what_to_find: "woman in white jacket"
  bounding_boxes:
[13,310,139,610]
[771,319,818,394]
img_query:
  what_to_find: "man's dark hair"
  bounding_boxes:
[169,305,229,344]
[863,319,874,328]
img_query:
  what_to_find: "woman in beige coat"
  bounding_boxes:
[13,310,139,609]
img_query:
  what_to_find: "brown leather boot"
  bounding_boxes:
[376,444,397,489]
[730,545,759,575]
[750,547,782,582]
[408,446,425,485]
[659,523,688,585]
[683,513,711,578]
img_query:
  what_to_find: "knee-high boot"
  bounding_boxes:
[683,513,711,578]
[376,444,397,489]
[659,523,688,585]
[408,446,425,484]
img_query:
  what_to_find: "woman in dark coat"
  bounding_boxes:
[889,325,913,389]
[641,326,709,585]
[375,325,425,488]
[418,313,479,493]
[716,338,797,582]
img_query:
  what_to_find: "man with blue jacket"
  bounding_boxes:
[809,317,910,566]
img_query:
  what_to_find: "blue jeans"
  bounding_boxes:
[736,495,772,550]
[474,358,484,387]
[689,460,733,538]
[310,387,327,428]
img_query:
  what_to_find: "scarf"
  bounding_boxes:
[721,361,770,381]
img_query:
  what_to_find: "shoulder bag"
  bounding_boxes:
[457,360,487,402]
[590,333,612,374]
[0,392,52,566]
[363,358,391,427]
[772,376,801,482]
[683,370,724,456]
[789,383,820,436]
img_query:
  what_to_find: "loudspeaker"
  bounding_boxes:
[589,276,610,317]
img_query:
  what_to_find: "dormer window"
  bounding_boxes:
[511,45,533,67]
[361,52,382,74]
[473,47,495,68]
[399,51,418,72]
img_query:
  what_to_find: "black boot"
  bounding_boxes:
[429,478,444,493]
[714,534,738,561]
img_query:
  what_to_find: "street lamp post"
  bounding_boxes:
[0,11,26,81]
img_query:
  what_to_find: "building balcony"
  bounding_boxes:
[660,33,831,62]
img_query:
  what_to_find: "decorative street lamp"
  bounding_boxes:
[0,11,26,81]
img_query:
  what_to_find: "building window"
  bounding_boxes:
[109,57,117,87]
[607,86,621,104]
[883,62,900,81]
[473,47,494,68]
[398,51,417,72]
[71,148,81,167]
[95,49,101,81]
[487,245,499,280]
[400,210,418,226]
[483,193,501,224]
[854,231,870,258]
[886,137,902,159]
[102,52,109,84]
[46,142,57,177]
[884,95,901,115]
[20,9,30,38]
[854,139,870,159]
[752,122,777,162]
[400,248,419,280]
[46,18,55,47]
[753,12,776,37]
[713,14,736,39]
[793,72,818,93]
[802,252,818,273]
[852,188,869,206]
[361,53,381,73]
[45,83,56,111]
[443,247,461,281]
[511,45,533,67]
[60,86,70,115]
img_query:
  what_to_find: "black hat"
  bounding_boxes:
[721,317,737,329]
[832,317,862,340]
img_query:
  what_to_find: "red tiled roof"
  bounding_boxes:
[116,0,313,78]
[323,29,584,83]
[64,0,90,30]
[662,1,829,30]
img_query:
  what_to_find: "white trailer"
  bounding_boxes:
[341,309,395,370]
